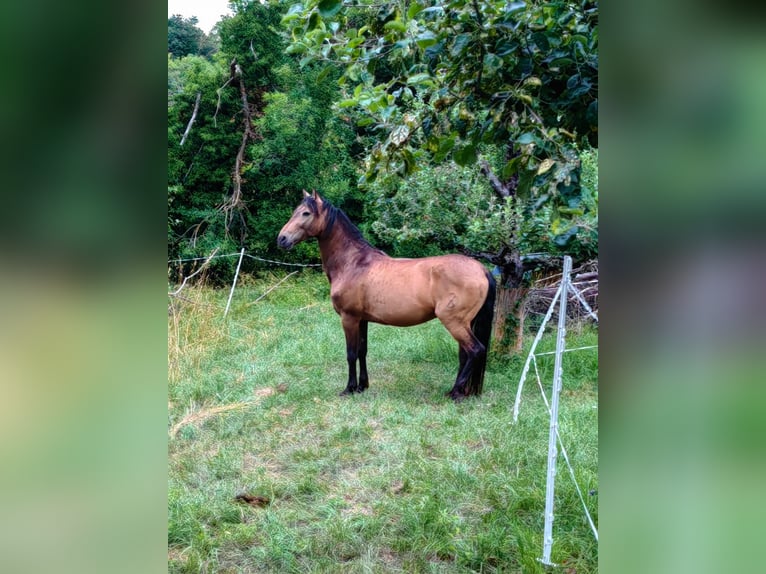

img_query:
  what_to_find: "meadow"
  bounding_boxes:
[168,271,598,573]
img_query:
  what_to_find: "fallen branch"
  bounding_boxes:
[526,262,598,321]
[170,401,252,438]
[169,386,281,438]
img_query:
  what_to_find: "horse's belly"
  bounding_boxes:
[362,289,435,326]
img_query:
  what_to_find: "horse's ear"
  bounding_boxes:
[311,189,319,201]
[302,189,310,198]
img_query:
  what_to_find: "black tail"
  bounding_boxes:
[467,270,496,395]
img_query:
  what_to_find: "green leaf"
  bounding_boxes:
[516,166,535,198]
[337,99,358,108]
[384,20,407,33]
[318,0,343,19]
[425,41,444,59]
[316,66,332,83]
[570,34,589,47]
[286,4,304,17]
[557,207,585,216]
[285,43,307,54]
[415,31,438,49]
[507,2,527,16]
[348,36,365,48]
[451,34,472,57]
[531,32,549,51]
[406,73,432,85]
[407,1,424,19]
[307,10,320,30]
[401,148,416,174]
[453,144,477,166]
[495,38,517,56]
[483,53,503,75]
[553,225,579,247]
[523,76,542,87]
[517,132,536,145]
[432,136,455,162]
[502,157,520,180]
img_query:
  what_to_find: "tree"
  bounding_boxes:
[168,15,207,58]
[168,2,362,279]
[282,0,598,350]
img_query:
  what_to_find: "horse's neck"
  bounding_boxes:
[317,224,377,283]
[317,233,355,281]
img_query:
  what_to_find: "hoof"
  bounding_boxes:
[448,389,468,402]
[339,388,355,397]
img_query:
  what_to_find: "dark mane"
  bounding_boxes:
[304,196,380,252]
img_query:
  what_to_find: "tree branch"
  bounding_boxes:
[218,59,261,242]
[213,77,234,128]
[179,92,201,147]
[229,60,257,210]
[479,158,513,198]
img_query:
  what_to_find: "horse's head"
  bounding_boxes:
[277,190,328,249]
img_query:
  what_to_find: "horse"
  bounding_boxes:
[277,190,496,401]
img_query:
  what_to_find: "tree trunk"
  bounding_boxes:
[487,247,527,355]
[493,283,528,354]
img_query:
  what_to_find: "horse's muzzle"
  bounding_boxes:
[277,235,293,249]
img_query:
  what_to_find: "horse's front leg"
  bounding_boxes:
[339,314,361,396]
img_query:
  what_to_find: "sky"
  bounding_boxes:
[168,0,234,34]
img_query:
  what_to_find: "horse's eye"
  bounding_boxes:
[301,211,310,217]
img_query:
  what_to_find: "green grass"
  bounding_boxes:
[168,271,598,573]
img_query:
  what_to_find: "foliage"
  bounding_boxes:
[168,273,598,572]
[367,144,597,262]
[216,2,288,87]
[168,0,598,285]
[243,63,363,258]
[168,51,240,281]
[168,2,362,277]
[168,15,216,58]
[366,161,497,256]
[283,0,598,237]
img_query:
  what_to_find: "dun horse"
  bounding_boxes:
[278,191,496,401]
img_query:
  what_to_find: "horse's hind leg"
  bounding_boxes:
[451,343,483,401]
[439,320,484,401]
[358,320,369,391]
[447,348,468,398]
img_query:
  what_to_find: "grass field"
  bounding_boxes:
[168,271,598,573]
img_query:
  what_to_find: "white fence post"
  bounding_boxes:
[224,248,245,318]
[540,255,571,566]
